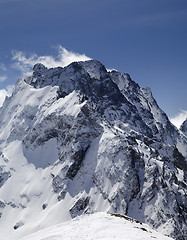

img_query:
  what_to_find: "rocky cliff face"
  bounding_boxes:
[0,60,186,240]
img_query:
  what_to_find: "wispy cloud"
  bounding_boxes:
[170,110,187,129]
[0,63,7,71]
[0,85,14,107]
[11,45,91,76]
[0,75,7,82]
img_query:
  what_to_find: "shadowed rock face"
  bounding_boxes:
[66,147,90,180]
[0,60,186,240]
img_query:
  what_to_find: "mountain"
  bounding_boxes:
[20,212,173,240]
[180,119,187,136]
[0,60,186,240]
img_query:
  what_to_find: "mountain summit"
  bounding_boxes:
[0,60,186,240]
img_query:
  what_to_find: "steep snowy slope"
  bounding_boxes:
[21,212,173,240]
[0,60,186,240]
[180,119,187,136]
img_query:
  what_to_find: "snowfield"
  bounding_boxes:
[21,212,173,240]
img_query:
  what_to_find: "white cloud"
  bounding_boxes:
[0,85,14,107]
[0,63,7,71]
[170,110,187,129]
[11,45,91,76]
[0,75,7,82]
[107,68,118,72]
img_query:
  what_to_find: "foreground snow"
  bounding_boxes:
[21,212,172,240]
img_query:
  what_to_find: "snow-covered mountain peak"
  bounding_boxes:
[33,62,48,72]
[0,59,186,240]
[79,59,108,79]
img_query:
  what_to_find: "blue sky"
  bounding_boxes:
[0,0,187,126]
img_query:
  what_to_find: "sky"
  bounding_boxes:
[0,0,186,127]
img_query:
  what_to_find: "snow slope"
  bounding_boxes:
[21,212,172,240]
[0,60,186,240]
[180,118,187,136]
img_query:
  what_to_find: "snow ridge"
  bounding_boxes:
[20,212,173,240]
